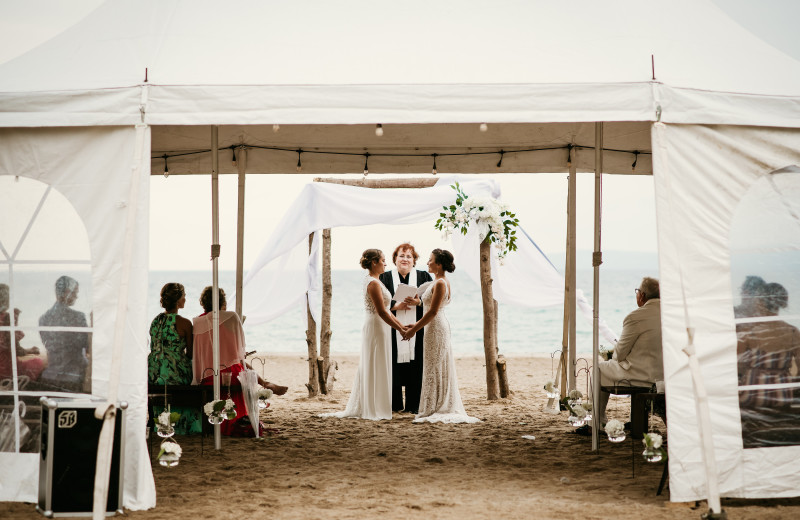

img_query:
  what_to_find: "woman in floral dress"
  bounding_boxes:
[148,283,201,434]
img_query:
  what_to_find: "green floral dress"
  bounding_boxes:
[148,313,201,435]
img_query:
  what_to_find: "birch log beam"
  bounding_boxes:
[305,233,320,396]
[480,240,501,400]
[319,228,333,394]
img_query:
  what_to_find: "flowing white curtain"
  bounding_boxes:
[240,177,617,345]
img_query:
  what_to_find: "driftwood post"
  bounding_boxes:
[318,227,336,393]
[480,240,501,400]
[305,233,320,396]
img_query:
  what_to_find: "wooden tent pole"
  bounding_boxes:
[567,149,577,393]
[235,147,246,318]
[591,122,604,452]
[305,233,320,396]
[480,240,501,400]
[319,228,333,393]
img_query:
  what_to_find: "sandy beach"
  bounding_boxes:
[3,353,799,519]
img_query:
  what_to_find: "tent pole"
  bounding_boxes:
[567,149,577,392]
[591,122,604,452]
[235,147,246,318]
[560,204,571,398]
[211,126,221,450]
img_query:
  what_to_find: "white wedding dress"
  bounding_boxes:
[320,276,392,421]
[414,279,480,424]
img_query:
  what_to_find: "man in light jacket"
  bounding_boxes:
[597,276,664,425]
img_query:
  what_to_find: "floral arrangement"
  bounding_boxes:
[258,387,273,400]
[158,440,182,467]
[599,346,614,361]
[571,404,588,419]
[605,419,625,438]
[434,183,520,262]
[581,401,592,413]
[157,410,181,428]
[568,389,582,401]
[204,398,237,421]
[642,432,666,462]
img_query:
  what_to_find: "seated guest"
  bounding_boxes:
[38,276,90,392]
[597,276,664,425]
[738,282,800,412]
[193,286,287,436]
[0,284,45,383]
[148,282,200,434]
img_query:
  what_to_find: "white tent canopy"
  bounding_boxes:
[1,0,800,511]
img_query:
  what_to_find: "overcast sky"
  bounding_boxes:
[1,1,797,272]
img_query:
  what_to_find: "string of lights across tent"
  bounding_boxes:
[154,127,650,176]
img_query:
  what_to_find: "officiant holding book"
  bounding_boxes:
[380,243,432,414]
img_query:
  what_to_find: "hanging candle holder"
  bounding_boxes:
[604,419,626,443]
[158,440,182,467]
[642,433,665,463]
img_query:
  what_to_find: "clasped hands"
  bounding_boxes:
[399,324,418,341]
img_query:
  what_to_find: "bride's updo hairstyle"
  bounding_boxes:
[360,249,382,270]
[431,249,456,273]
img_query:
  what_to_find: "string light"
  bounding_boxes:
[496,150,505,168]
[631,150,639,171]
[479,123,488,132]
[375,124,383,137]
[163,154,169,178]
[231,146,237,167]
[296,149,303,172]
[272,124,280,133]
[431,153,438,175]
[363,152,370,176]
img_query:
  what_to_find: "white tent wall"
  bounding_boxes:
[653,123,800,501]
[0,126,155,508]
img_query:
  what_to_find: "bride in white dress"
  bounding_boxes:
[403,249,479,424]
[320,249,408,421]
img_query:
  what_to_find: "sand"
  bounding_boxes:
[3,354,799,519]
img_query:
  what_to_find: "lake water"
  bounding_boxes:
[148,269,644,356]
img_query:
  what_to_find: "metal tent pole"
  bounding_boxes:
[591,122,604,451]
[211,126,221,450]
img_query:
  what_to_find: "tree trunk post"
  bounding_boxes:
[319,228,334,393]
[480,240,501,400]
[305,233,320,396]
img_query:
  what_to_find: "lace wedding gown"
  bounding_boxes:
[414,279,480,424]
[320,276,392,420]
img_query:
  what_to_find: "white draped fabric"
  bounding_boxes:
[240,177,618,345]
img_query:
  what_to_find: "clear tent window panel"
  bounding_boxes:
[730,166,800,449]
[0,176,93,454]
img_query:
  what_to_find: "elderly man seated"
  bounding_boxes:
[597,276,664,426]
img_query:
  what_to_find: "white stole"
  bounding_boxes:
[391,268,417,363]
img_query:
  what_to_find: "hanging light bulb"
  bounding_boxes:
[496,150,505,168]
[231,146,237,167]
[14,175,20,182]
[431,153,438,175]
[296,149,303,172]
[375,124,384,137]
[479,123,488,132]
[163,155,169,178]
[363,153,370,176]
[272,124,280,133]
[631,151,639,171]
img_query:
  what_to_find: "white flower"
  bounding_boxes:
[225,399,235,410]
[643,433,663,449]
[605,419,625,437]
[572,404,588,418]
[203,401,216,415]
[161,441,182,457]
[568,389,583,400]
[258,387,273,400]
[158,411,171,427]
[543,381,556,393]
[582,401,592,412]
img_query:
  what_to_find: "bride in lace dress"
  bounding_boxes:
[403,249,479,424]
[320,249,408,421]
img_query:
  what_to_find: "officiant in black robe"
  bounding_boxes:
[379,243,432,414]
